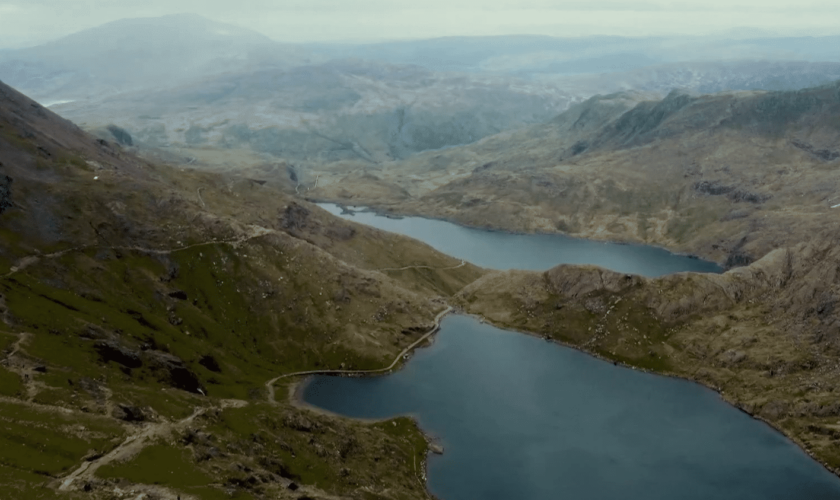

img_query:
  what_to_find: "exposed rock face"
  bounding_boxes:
[693,181,770,204]
[792,139,840,162]
[94,340,143,369]
[145,350,206,395]
[545,265,643,297]
[93,339,205,394]
[279,203,310,232]
[114,404,146,422]
[283,413,315,433]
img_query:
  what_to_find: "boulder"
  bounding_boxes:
[114,404,146,422]
[144,350,206,394]
[94,341,142,368]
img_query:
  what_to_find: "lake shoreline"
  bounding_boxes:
[458,309,840,480]
[287,378,444,500]
[295,202,840,488]
[310,199,726,269]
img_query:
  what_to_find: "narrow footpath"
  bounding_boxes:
[265,306,453,403]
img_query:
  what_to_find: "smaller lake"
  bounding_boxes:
[302,316,840,500]
[317,203,722,277]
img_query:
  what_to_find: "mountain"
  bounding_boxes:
[7,18,840,177]
[0,79,482,499]
[0,14,312,101]
[50,59,576,164]
[308,81,840,267]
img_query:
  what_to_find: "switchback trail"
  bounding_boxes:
[265,306,453,404]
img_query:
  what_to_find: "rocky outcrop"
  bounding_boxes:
[93,339,205,394]
[94,340,143,369]
[279,203,310,232]
[114,404,147,422]
[145,350,206,395]
[544,265,643,298]
[693,181,769,204]
[791,139,840,162]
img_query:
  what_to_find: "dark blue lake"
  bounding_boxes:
[303,316,840,500]
[317,203,722,276]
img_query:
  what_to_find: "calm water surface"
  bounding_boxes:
[307,203,839,498]
[304,316,840,500]
[317,203,722,276]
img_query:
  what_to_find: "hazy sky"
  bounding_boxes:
[1,0,840,48]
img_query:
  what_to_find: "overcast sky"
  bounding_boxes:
[2,0,840,48]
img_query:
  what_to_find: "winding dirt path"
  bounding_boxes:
[0,332,43,401]
[58,406,205,491]
[376,261,466,272]
[196,187,206,209]
[4,331,29,360]
[265,306,453,404]
[1,226,274,280]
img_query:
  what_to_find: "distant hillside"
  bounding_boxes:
[309,80,840,266]
[51,59,576,163]
[0,14,312,100]
[307,35,840,76]
[552,60,840,95]
[5,18,840,172]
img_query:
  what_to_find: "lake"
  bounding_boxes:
[303,316,840,500]
[316,203,722,277]
[305,202,840,499]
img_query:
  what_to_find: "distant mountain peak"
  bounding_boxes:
[0,13,313,100]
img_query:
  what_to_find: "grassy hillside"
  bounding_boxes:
[0,79,483,499]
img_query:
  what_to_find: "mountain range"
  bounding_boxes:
[4,15,840,171]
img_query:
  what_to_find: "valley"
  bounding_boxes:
[1,10,840,500]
